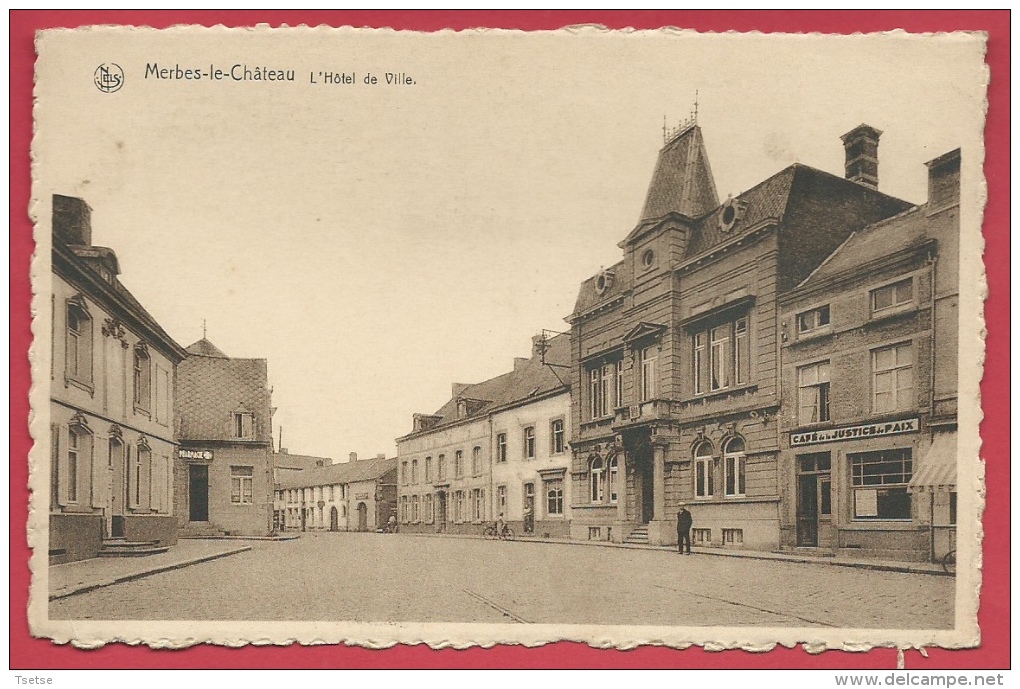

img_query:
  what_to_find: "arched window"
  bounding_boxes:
[723,436,746,497]
[589,455,605,503]
[694,440,714,499]
[65,298,93,385]
[607,455,619,504]
[472,446,482,475]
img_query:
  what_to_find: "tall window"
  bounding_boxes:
[65,300,93,385]
[798,361,831,425]
[550,419,565,454]
[850,449,912,520]
[66,427,81,503]
[424,456,432,482]
[472,488,485,521]
[545,478,564,515]
[694,441,714,499]
[496,433,507,463]
[589,455,604,503]
[589,366,609,419]
[472,446,482,475]
[694,316,750,394]
[424,493,433,523]
[232,412,255,439]
[454,450,463,478]
[615,361,625,408]
[523,427,535,459]
[411,459,418,484]
[455,490,466,522]
[607,455,619,504]
[411,495,419,522]
[872,342,914,413]
[871,278,913,315]
[230,466,254,504]
[640,346,658,401]
[723,437,746,497]
[401,461,409,485]
[132,345,151,410]
[438,454,446,480]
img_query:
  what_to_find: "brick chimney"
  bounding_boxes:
[53,194,93,245]
[349,452,358,463]
[840,124,882,189]
[925,148,961,210]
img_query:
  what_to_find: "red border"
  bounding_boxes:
[10,10,1009,670]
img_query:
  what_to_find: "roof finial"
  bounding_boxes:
[663,115,668,144]
[202,319,206,339]
[693,89,699,122]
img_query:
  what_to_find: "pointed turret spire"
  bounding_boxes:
[641,123,719,221]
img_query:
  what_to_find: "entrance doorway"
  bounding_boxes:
[796,452,832,547]
[330,506,339,531]
[437,492,447,531]
[357,502,368,531]
[109,438,126,537]
[188,464,209,522]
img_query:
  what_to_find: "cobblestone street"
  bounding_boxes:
[50,532,954,628]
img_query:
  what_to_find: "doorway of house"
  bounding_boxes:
[330,506,339,531]
[357,502,368,531]
[437,492,447,532]
[188,464,209,522]
[797,452,832,547]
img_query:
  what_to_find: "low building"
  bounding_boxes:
[174,338,275,537]
[272,449,331,530]
[777,148,960,562]
[49,195,186,563]
[276,455,397,532]
[396,334,573,537]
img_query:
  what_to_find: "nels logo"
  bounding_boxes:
[94,63,124,93]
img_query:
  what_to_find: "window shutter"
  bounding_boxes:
[53,424,67,508]
[92,436,108,509]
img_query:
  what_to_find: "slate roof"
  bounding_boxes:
[176,339,272,442]
[798,205,928,287]
[639,124,719,222]
[274,452,332,471]
[186,338,229,358]
[277,456,397,490]
[571,259,629,318]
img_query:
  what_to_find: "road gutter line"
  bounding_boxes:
[463,589,532,624]
[652,583,839,628]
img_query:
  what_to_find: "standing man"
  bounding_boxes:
[676,503,693,555]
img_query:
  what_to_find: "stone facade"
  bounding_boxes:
[276,456,397,532]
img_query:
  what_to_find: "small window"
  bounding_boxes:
[693,528,712,545]
[232,412,256,440]
[722,528,743,545]
[523,427,536,459]
[551,419,565,454]
[871,279,914,314]
[588,526,602,541]
[641,249,655,268]
[230,466,254,505]
[797,305,831,334]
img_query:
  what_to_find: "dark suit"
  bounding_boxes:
[676,508,693,554]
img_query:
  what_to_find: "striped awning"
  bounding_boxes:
[908,432,958,492]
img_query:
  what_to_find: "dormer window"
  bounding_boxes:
[233,412,256,440]
[594,269,615,295]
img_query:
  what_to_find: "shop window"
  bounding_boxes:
[230,465,254,505]
[871,278,913,315]
[496,433,507,463]
[232,411,255,440]
[523,427,536,459]
[850,449,912,520]
[472,446,482,475]
[798,361,831,425]
[722,528,744,545]
[872,342,914,413]
[589,455,604,503]
[65,298,93,387]
[693,316,750,394]
[132,345,151,411]
[797,305,830,334]
[545,478,564,516]
[723,436,746,497]
[640,346,658,401]
[694,441,714,499]
[551,419,565,454]
[692,528,712,545]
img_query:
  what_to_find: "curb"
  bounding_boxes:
[49,545,253,601]
[397,530,950,577]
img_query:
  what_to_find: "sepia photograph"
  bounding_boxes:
[20,17,995,658]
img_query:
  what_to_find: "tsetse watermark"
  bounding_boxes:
[835,674,1005,686]
[13,678,53,685]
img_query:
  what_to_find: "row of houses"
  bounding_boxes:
[48,194,280,562]
[395,123,960,563]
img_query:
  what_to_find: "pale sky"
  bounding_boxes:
[34,28,986,461]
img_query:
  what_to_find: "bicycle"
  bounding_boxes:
[482,523,516,541]
[941,549,956,575]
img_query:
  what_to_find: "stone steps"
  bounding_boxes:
[97,537,169,557]
[623,525,650,544]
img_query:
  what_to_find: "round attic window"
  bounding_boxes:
[641,249,655,269]
[719,197,743,233]
[594,270,615,295]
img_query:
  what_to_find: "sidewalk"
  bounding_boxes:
[400,530,950,576]
[49,539,254,601]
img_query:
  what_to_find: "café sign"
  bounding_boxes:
[790,418,919,447]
